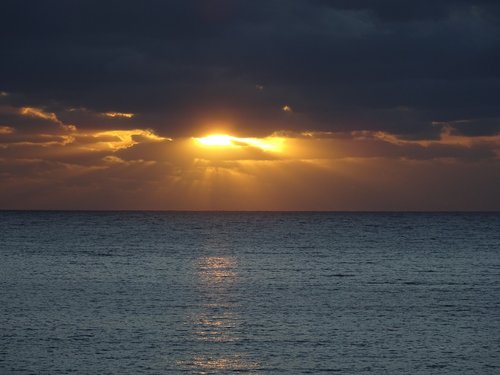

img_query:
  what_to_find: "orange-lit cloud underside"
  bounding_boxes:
[1,106,500,210]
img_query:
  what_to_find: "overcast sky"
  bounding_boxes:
[1,0,499,210]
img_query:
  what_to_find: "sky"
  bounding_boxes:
[1,0,499,210]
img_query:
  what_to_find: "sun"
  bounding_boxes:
[196,134,234,147]
[194,134,284,152]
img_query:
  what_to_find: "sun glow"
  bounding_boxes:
[194,134,284,152]
[197,134,234,147]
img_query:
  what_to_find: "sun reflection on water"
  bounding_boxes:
[192,309,239,343]
[197,256,237,283]
[176,255,260,372]
[187,355,259,372]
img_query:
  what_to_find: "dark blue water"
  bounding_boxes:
[1,212,499,374]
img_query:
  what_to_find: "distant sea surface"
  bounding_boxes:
[1,212,499,374]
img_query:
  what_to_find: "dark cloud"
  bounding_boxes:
[314,0,500,22]
[1,0,499,138]
[446,118,500,136]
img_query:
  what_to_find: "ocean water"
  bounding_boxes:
[0,212,499,374]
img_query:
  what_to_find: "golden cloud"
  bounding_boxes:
[101,112,135,119]
[20,107,59,122]
[0,125,14,134]
[88,129,170,151]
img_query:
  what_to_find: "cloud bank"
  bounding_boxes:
[1,0,499,209]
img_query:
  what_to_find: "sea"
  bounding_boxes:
[1,211,499,374]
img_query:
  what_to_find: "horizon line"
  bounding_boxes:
[1,209,499,214]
